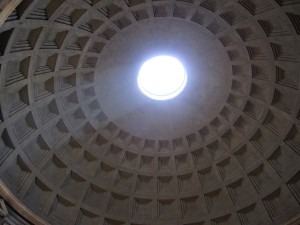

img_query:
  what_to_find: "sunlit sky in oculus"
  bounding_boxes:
[137,56,187,100]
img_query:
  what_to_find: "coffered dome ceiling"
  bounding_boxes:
[0,0,299,225]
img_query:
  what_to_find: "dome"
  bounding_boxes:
[0,0,299,225]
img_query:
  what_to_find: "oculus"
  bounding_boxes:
[137,56,187,100]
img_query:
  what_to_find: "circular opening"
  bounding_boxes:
[137,56,187,100]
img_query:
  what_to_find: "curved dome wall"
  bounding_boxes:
[0,0,299,225]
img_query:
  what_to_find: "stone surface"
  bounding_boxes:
[0,0,299,225]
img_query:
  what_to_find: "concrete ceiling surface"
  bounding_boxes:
[0,0,299,225]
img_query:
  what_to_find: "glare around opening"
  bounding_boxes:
[137,56,187,100]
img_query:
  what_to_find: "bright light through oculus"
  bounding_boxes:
[137,56,187,100]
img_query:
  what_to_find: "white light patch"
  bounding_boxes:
[137,56,187,100]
